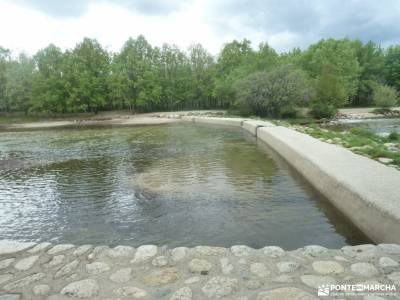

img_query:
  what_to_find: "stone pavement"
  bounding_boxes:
[1,240,400,299]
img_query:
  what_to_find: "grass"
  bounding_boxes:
[293,125,400,168]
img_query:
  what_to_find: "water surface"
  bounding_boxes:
[0,124,368,249]
[329,118,400,135]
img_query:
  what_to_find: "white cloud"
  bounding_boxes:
[0,0,226,55]
[1,0,399,56]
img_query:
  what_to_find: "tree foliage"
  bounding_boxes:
[235,66,312,117]
[0,36,399,119]
[373,84,399,108]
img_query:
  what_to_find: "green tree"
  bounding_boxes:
[188,43,215,108]
[385,45,400,92]
[0,47,10,112]
[65,38,110,113]
[351,40,385,106]
[235,65,313,117]
[30,44,68,113]
[373,84,399,108]
[213,39,254,107]
[4,54,34,113]
[301,39,360,105]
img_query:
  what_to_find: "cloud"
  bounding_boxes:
[13,0,182,17]
[207,0,400,51]
[1,0,400,55]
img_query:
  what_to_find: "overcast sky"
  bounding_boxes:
[1,0,400,55]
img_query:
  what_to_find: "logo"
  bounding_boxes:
[318,285,330,296]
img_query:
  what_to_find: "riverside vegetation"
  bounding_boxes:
[0,37,400,119]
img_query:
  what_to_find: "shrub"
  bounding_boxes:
[309,102,337,119]
[373,84,399,108]
[388,132,399,141]
[235,65,313,118]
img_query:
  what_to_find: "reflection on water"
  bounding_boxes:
[329,118,400,135]
[0,124,368,249]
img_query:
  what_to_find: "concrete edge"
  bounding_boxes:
[256,126,400,244]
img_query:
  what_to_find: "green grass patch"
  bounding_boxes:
[295,125,400,168]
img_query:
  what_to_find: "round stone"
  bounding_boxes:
[0,295,20,300]
[61,279,99,298]
[55,259,80,279]
[110,268,132,283]
[132,245,158,262]
[152,256,169,267]
[231,245,252,257]
[194,246,226,256]
[142,268,178,287]
[257,287,318,300]
[312,261,344,274]
[86,262,110,274]
[114,286,147,298]
[303,245,328,257]
[201,276,239,298]
[0,274,14,285]
[0,240,36,255]
[350,263,379,277]
[171,247,188,262]
[300,275,336,289]
[189,258,213,274]
[0,258,15,270]
[28,242,52,254]
[388,272,400,285]
[220,257,233,274]
[48,255,64,267]
[245,279,264,290]
[108,245,135,258]
[250,263,270,278]
[185,276,201,284]
[73,245,93,256]
[47,244,74,255]
[169,287,192,300]
[276,261,300,273]
[378,256,399,271]
[3,273,46,292]
[262,246,285,258]
[378,244,400,255]
[32,284,50,296]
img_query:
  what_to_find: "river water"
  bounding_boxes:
[0,124,368,249]
[329,118,400,135]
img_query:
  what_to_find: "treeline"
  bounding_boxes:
[0,36,399,118]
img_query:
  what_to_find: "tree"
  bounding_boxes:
[235,65,313,117]
[213,39,254,107]
[310,64,347,118]
[301,39,360,105]
[5,54,34,113]
[65,38,110,113]
[373,84,399,109]
[30,44,68,113]
[385,45,400,92]
[0,47,10,112]
[351,40,385,106]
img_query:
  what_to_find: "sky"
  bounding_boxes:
[1,0,400,56]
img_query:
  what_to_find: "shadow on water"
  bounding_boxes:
[0,123,370,248]
[251,133,371,247]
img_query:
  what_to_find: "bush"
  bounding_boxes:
[309,102,337,119]
[388,132,399,141]
[373,84,399,108]
[235,65,313,118]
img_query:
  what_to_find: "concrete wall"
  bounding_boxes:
[256,126,400,244]
[242,120,276,136]
[190,116,245,127]
[182,116,400,244]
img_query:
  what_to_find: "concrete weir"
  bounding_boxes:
[183,116,400,244]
